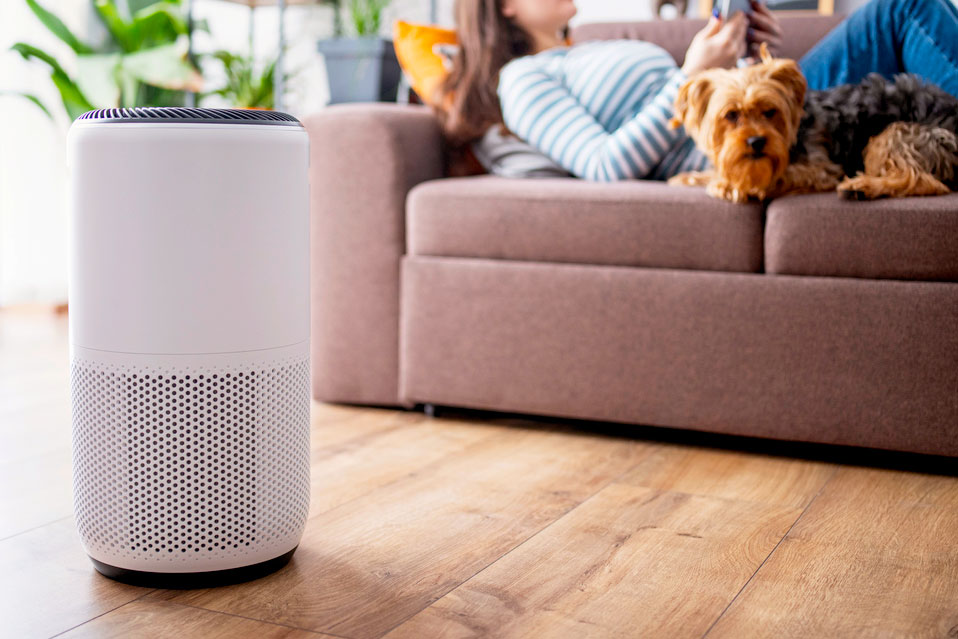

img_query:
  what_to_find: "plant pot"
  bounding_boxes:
[317,36,402,104]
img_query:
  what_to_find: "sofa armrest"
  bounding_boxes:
[304,103,444,406]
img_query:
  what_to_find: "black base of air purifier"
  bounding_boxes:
[90,546,298,589]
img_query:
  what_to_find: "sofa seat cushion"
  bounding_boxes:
[766,193,958,282]
[407,176,765,273]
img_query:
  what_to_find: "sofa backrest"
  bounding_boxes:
[571,14,845,64]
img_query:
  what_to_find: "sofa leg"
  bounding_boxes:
[423,403,441,418]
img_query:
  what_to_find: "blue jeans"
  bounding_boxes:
[799,0,958,97]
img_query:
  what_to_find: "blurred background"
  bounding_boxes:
[0,0,864,308]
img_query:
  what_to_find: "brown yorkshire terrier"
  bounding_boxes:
[668,43,958,203]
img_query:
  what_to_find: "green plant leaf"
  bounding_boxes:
[11,41,65,73]
[12,1,205,117]
[192,17,210,33]
[347,0,389,35]
[140,85,187,107]
[76,53,122,107]
[117,66,139,107]
[206,51,278,109]
[24,0,93,54]
[126,0,173,14]
[122,39,202,91]
[133,2,188,33]
[130,2,189,49]
[348,0,368,35]
[250,60,275,108]
[0,90,54,120]
[94,0,136,52]
[212,49,237,68]
[50,73,96,119]
[12,41,97,118]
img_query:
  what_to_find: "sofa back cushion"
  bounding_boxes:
[571,15,845,64]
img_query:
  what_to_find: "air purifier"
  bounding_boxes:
[68,107,310,588]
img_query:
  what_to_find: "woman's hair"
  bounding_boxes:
[434,0,534,146]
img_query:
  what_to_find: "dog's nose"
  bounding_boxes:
[747,136,767,153]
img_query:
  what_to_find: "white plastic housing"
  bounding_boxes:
[68,117,310,573]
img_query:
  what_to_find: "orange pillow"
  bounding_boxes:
[393,21,458,106]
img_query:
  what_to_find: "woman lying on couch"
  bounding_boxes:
[435,0,958,181]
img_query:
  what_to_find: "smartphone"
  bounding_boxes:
[719,0,752,18]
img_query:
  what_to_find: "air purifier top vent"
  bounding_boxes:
[77,107,303,127]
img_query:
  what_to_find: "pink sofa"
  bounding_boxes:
[304,16,958,457]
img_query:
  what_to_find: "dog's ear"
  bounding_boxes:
[671,73,714,137]
[765,58,806,125]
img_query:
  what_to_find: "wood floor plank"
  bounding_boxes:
[618,443,836,508]
[0,405,71,465]
[0,313,68,380]
[309,413,504,517]
[309,403,401,448]
[0,311,70,465]
[155,427,654,639]
[0,518,151,639]
[5,309,958,639]
[385,482,801,639]
[59,598,334,639]
[0,447,74,539]
[705,466,958,638]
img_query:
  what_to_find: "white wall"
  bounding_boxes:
[570,0,658,25]
[0,1,89,306]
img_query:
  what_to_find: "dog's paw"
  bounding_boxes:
[837,175,881,199]
[838,173,951,199]
[838,186,868,201]
[668,171,713,187]
[706,180,750,203]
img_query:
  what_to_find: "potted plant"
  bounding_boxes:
[316,0,402,104]
[204,50,277,109]
[9,0,203,120]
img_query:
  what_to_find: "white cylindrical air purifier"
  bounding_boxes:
[68,107,310,588]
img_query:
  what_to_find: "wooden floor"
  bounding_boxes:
[2,312,957,639]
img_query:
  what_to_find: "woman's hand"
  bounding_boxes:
[681,11,749,76]
[746,1,784,59]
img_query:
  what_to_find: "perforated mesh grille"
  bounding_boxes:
[71,355,310,565]
[77,106,302,126]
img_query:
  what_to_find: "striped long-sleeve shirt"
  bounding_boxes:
[497,39,709,181]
